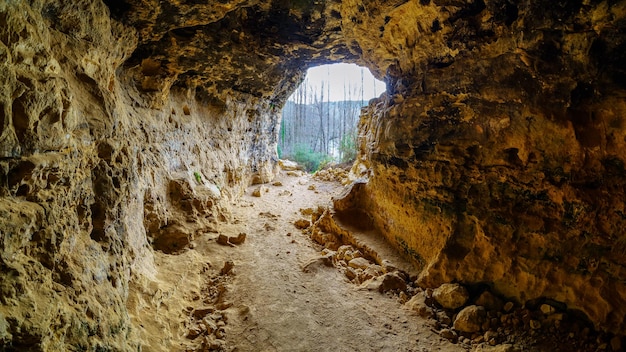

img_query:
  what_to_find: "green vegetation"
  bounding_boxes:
[193,171,202,184]
[289,144,333,172]
[278,63,384,171]
[339,132,357,163]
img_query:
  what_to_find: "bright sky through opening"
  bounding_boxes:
[290,63,386,102]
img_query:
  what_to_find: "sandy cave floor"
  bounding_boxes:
[125,169,616,352]
[127,169,463,352]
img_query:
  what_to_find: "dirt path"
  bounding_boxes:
[128,170,462,351]
[215,171,461,352]
[126,168,623,352]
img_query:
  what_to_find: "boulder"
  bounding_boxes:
[453,305,486,333]
[433,283,469,310]
[378,272,407,293]
[475,291,504,312]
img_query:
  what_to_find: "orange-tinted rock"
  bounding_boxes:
[1,0,625,349]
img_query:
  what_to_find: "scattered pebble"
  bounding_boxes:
[229,233,247,245]
[294,219,311,229]
[440,328,457,341]
[252,186,267,197]
[348,257,371,270]
[220,261,234,275]
[216,234,231,246]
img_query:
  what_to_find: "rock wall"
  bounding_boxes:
[0,1,280,349]
[348,0,626,336]
[1,0,626,349]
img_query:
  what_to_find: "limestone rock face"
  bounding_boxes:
[347,0,626,336]
[1,0,626,349]
[0,0,282,349]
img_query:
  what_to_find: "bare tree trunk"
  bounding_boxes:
[313,82,326,154]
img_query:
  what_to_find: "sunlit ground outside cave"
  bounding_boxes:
[1,1,626,352]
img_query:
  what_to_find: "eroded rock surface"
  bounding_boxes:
[346,0,626,336]
[1,0,626,350]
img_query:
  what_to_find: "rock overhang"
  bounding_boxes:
[106,0,370,106]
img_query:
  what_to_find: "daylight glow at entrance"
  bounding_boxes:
[291,63,386,102]
[281,63,386,165]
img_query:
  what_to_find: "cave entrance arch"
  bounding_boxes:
[279,63,386,171]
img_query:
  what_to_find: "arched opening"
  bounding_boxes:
[278,63,386,171]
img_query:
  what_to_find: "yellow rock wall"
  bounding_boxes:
[0,1,279,349]
[349,0,626,335]
[1,0,626,349]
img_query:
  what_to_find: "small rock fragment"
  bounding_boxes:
[474,343,520,352]
[307,184,316,190]
[252,186,267,197]
[345,267,357,281]
[379,272,407,293]
[362,264,383,279]
[299,207,314,215]
[406,291,433,318]
[294,219,311,229]
[539,303,555,315]
[216,234,230,246]
[203,320,217,334]
[484,330,498,344]
[302,254,334,273]
[229,233,246,245]
[503,301,515,312]
[272,181,283,186]
[186,325,203,340]
[216,302,233,310]
[362,276,384,291]
[398,291,409,304]
[279,159,302,171]
[529,319,541,330]
[192,307,214,319]
[453,305,486,333]
[433,283,469,310]
[336,245,353,260]
[220,260,234,275]
[215,327,226,339]
[381,259,397,273]
[203,338,224,350]
[440,328,457,341]
[344,249,362,261]
[348,257,371,270]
